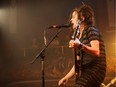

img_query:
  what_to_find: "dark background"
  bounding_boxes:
[0,0,115,87]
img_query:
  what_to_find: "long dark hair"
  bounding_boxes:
[78,4,95,26]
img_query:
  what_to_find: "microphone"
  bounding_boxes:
[48,23,72,29]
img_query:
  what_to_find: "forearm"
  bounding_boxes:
[82,42,100,57]
[64,65,75,79]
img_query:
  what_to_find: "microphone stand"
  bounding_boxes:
[31,28,63,87]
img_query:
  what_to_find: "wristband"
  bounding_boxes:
[78,43,83,50]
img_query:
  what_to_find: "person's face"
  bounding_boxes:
[70,11,78,29]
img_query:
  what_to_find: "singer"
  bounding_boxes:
[58,4,106,87]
